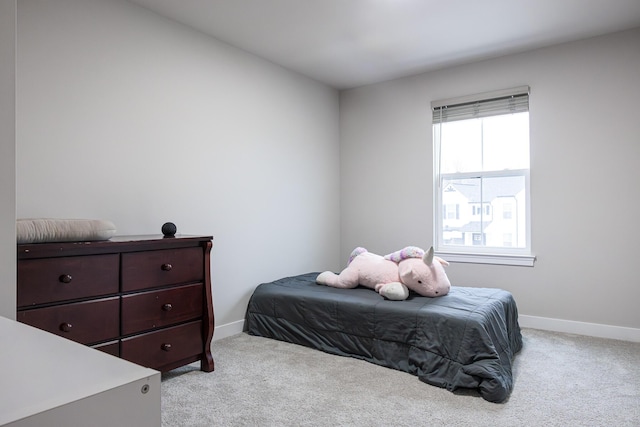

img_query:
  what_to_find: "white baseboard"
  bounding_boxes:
[519,315,640,342]
[213,320,245,341]
[213,316,640,343]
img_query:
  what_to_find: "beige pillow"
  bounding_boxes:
[17,218,117,244]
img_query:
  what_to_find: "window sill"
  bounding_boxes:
[435,251,536,267]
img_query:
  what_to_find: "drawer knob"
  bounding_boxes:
[161,343,172,351]
[162,303,173,312]
[59,322,73,332]
[59,274,73,283]
[161,263,172,271]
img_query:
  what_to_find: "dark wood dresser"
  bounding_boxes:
[17,235,214,373]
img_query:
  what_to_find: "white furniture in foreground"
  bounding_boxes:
[0,316,160,427]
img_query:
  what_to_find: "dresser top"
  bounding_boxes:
[18,234,213,259]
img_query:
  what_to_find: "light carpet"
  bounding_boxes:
[161,328,640,426]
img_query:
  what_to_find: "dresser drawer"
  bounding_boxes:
[121,283,203,335]
[17,254,119,307]
[121,321,203,371]
[17,297,119,345]
[121,247,203,292]
[93,340,120,357]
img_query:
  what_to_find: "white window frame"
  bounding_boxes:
[432,86,535,267]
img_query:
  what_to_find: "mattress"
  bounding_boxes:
[246,272,523,403]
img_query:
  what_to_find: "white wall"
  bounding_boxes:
[15,0,640,340]
[0,0,16,320]
[340,28,640,334]
[17,0,340,334]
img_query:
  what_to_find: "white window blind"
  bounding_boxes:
[432,86,529,123]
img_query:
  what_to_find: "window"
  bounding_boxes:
[472,233,485,245]
[444,204,459,220]
[503,233,513,247]
[503,202,513,220]
[432,86,534,266]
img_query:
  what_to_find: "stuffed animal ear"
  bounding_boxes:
[435,256,449,267]
[423,246,435,266]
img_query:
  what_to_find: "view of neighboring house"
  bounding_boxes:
[441,175,526,248]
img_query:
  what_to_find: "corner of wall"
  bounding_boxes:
[0,0,17,319]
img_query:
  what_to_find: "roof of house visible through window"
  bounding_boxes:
[443,176,524,202]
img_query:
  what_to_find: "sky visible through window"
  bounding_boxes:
[440,112,529,173]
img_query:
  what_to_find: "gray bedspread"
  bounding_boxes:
[246,272,522,403]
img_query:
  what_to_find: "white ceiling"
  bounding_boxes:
[128,0,640,89]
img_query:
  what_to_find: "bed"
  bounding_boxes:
[246,272,522,403]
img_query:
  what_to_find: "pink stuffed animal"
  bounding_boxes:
[316,246,451,300]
